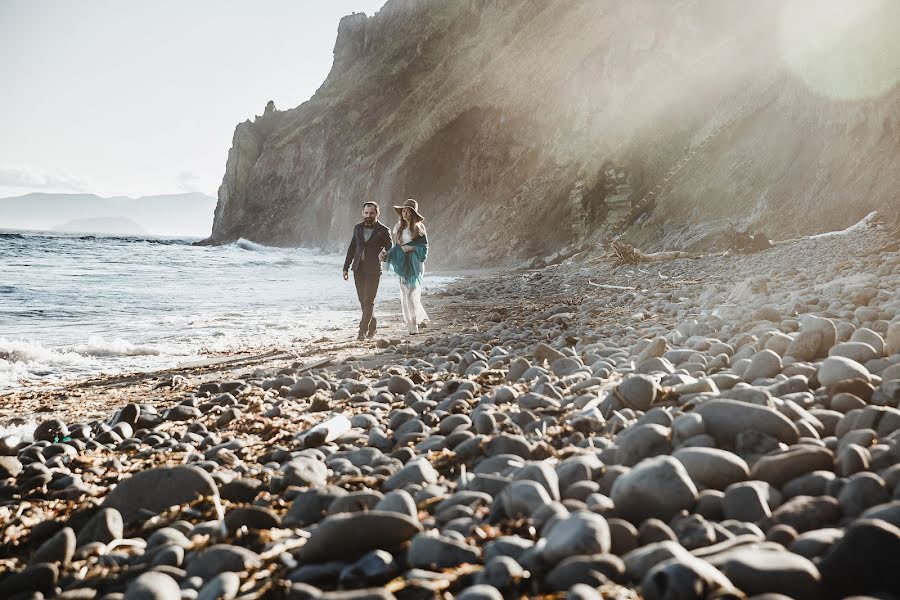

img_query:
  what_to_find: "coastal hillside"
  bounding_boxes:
[207,0,899,264]
[0,192,216,237]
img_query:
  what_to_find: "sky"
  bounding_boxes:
[0,0,387,199]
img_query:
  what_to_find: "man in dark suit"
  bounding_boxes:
[343,202,393,340]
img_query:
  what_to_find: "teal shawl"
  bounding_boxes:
[384,235,428,288]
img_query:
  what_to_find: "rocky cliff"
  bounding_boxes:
[207,0,899,265]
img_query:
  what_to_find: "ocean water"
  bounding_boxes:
[0,230,452,390]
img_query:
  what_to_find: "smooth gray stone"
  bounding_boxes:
[769,495,840,533]
[32,526,75,565]
[615,424,672,467]
[818,356,870,386]
[716,548,821,600]
[224,506,280,533]
[383,458,438,491]
[540,511,611,565]
[150,543,185,568]
[124,571,181,600]
[616,375,659,411]
[501,480,551,518]
[339,549,397,583]
[512,461,560,500]
[695,399,799,446]
[288,561,345,584]
[818,518,900,600]
[281,456,328,487]
[284,486,347,527]
[480,555,524,589]
[197,571,240,600]
[483,535,535,563]
[789,528,843,559]
[185,544,261,580]
[0,456,23,478]
[859,500,900,528]
[749,446,834,488]
[566,583,603,600]
[387,375,415,394]
[295,511,422,563]
[147,527,191,549]
[76,507,124,546]
[623,541,692,581]
[407,533,480,569]
[673,447,749,491]
[0,562,58,596]
[328,491,383,515]
[454,584,503,600]
[545,553,625,590]
[611,456,698,523]
[102,465,219,524]
[837,472,890,517]
[723,482,773,522]
[374,489,417,518]
[642,554,736,600]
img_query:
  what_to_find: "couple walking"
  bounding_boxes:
[342,199,429,340]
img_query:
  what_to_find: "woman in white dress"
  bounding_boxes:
[380,199,429,335]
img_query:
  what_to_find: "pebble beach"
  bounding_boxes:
[2,221,900,600]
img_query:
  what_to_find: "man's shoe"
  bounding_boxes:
[356,332,366,341]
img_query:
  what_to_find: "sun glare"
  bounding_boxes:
[778,0,900,100]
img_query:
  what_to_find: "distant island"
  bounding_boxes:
[0,192,216,237]
[52,217,148,236]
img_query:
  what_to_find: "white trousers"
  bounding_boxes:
[399,280,429,325]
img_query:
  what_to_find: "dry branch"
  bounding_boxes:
[609,240,701,266]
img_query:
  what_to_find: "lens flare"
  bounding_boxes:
[778,0,900,100]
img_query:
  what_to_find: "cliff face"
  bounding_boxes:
[208,0,899,264]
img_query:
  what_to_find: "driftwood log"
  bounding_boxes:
[609,240,700,266]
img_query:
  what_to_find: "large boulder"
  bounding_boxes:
[102,465,218,525]
[695,399,799,446]
[294,511,423,563]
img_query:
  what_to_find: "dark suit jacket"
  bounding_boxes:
[343,221,393,273]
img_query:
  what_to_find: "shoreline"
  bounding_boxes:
[1,222,898,598]
[0,269,480,426]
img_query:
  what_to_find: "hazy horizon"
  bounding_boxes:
[0,0,387,200]
[0,191,218,237]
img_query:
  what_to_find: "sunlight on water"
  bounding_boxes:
[0,231,452,389]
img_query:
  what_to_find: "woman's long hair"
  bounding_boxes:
[395,209,423,241]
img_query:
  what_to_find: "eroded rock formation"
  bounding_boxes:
[207,0,899,264]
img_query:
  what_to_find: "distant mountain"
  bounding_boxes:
[0,192,216,237]
[52,217,148,235]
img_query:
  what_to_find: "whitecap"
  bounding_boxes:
[0,337,92,367]
[233,238,275,252]
[72,335,163,357]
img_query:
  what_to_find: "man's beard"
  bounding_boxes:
[364,217,376,226]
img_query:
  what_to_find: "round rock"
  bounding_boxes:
[817,356,870,387]
[672,447,749,491]
[694,400,799,446]
[540,511,612,565]
[103,465,219,525]
[124,571,181,600]
[294,511,423,563]
[610,456,698,523]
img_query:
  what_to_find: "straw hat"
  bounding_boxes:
[393,199,424,221]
